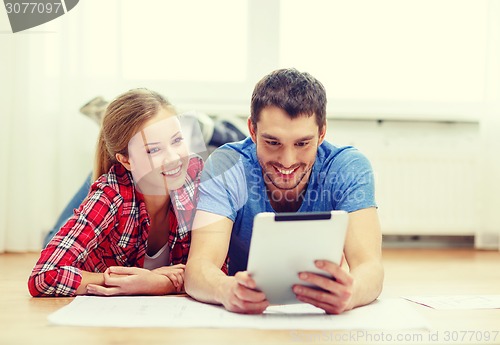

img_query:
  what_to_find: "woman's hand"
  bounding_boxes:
[152,264,185,292]
[85,265,185,296]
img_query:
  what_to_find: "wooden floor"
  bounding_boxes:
[1,249,499,345]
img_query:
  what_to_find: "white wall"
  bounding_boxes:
[1,0,500,251]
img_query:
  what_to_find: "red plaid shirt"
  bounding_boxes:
[28,156,203,297]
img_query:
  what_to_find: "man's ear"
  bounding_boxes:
[247,117,257,143]
[116,153,132,171]
[318,124,327,145]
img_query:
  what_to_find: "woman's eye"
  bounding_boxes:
[147,147,160,154]
[172,136,184,145]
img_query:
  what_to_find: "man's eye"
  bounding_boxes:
[147,147,160,154]
[266,141,280,146]
[296,142,309,147]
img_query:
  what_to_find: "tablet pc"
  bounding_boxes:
[246,210,348,305]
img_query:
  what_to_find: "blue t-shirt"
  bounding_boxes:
[197,137,376,275]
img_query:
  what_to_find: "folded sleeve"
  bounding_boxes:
[28,186,121,297]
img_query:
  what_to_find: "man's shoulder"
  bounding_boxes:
[318,141,371,171]
[318,141,363,160]
[205,137,255,168]
[217,137,254,156]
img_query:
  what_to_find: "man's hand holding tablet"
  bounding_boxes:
[246,211,349,309]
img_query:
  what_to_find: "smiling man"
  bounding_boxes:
[185,68,384,314]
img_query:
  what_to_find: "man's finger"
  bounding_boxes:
[314,260,353,286]
[234,271,257,289]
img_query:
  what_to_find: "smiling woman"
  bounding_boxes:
[125,111,191,194]
[27,89,210,297]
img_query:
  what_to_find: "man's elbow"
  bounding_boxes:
[372,260,385,299]
[184,259,198,296]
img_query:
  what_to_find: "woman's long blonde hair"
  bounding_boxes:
[93,89,174,181]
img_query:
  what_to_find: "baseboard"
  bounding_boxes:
[382,235,475,248]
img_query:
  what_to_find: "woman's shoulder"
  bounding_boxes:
[186,154,204,179]
[90,164,135,203]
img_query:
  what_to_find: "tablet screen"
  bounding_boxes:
[247,210,348,305]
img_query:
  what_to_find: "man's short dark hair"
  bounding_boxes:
[250,68,327,130]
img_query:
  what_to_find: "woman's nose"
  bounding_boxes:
[162,146,180,165]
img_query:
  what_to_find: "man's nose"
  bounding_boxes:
[279,146,295,168]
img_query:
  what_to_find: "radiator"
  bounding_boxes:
[327,119,481,236]
[374,149,479,235]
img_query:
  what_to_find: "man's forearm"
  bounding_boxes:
[348,260,384,309]
[185,259,230,304]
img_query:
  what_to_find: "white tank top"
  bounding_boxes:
[143,243,171,270]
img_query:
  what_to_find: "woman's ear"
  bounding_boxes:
[116,153,132,171]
